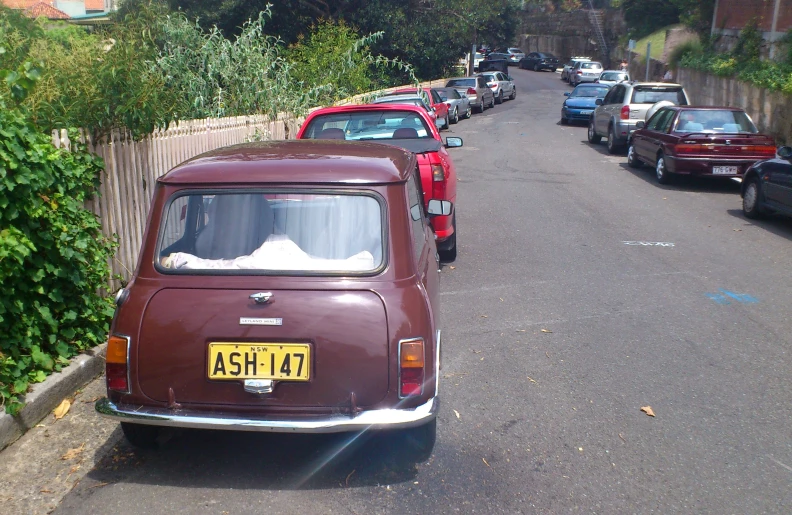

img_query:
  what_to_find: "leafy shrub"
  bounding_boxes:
[0,61,116,414]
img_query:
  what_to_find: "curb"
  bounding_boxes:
[0,343,106,452]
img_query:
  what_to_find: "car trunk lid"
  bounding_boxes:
[137,288,390,408]
[677,134,777,158]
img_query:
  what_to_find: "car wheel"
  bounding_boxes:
[533,63,539,72]
[587,119,602,143]
[607,126,623,154]
[399,418,437,463]
[121,422,160,449]
[742,179,764,219]
[442,114,450,130]
[495,91,503,104]
[560,116,568,125]
[509,87,516,100]
[627,143,642,168]
[465,105,472,118]
[489,95,495,109]
[656,153,672,184]
[439,214,457,262]
[451,107,459,124]
[475,101,484,113]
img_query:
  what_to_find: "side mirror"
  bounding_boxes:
[636,121,646,129]
[445,137,463,148]
[595,98,603,105]
[564,92,570,97]
[427,199,453,217]
[778,146,792,159]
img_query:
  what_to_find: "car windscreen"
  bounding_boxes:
[673,110,758,133]
[631,86,687,105]
[158,192,384,274]
[447,78,475,88]
[600,72,628,81]
[581,62,602,69]
[302,110,432,140]
[571,85,610,98]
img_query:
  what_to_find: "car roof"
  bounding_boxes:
[373,94,424,102]
[600,69,628,74]
[628,81,684,88]
[159,140,416,186]
[574,82,609,87]
[663,106,744,111]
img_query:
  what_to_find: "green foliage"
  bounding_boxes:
[668,39,702,69]
[0,62,116,414]
[732,18,763,63]
[614,0,715,39]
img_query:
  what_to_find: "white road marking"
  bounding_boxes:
[623,241,675,247]
[767,455,792,473]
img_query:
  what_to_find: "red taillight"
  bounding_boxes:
[576,70,583,75]
[467,87,476,95]
[676,143,705,154]
[748,145,778,156]
[620,105,630,120]
[106,335,129,392]
[429,158,447,200]
[400,339,425,397]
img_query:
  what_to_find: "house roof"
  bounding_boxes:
[85,0,104,10]
[23,2,70,19]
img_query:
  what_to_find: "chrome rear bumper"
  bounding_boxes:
[96,396,438,433]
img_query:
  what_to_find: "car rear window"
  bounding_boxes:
[158,192,384,274]
[447,78,475,88]
[571,85,610,97]
[600,72,628,81]
[631,86,688,105]
[673,109,758,133]
[581,62,602,69]
[302,110,432,140]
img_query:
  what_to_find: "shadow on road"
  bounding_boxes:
[725,208,792,242]
[616,162,744,194]
[84,427,425,491]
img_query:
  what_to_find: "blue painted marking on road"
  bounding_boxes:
[705,289,758,305]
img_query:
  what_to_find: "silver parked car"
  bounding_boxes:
[478,71,516,104]
[506,47,525,65]
[435,87,472,123]
[445,76,495,113]
[588,81,691,154]
[596,70,629,86]
[569,61,603,86]
[561,56,591,82]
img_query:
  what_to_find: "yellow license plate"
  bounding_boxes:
[208,343,311,381]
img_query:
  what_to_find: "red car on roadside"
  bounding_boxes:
[628,106,777,184]
[388,88,451,130]
[297,104,462,261]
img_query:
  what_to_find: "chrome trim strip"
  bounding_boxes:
[95,396,438,433]
[665,156,760,163]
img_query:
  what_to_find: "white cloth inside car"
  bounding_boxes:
[163,234,375,271]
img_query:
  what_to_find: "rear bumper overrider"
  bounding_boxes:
[96,396,438,433]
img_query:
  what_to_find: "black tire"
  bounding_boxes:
[560,116,568,125]
[451,107,458,124]
[442,114,450,130]
[399,418,437,463]
[656,153,672,184]
[121,422,160,449]
[533,63,539,72]
[607,126,624,154]
[627,143,642,168]
[439,214,457,262]
[495,90,503,104]
[464,104,472,119]
[475,101,484,114]
[509,88,516,100]
[588,119,602,143]
[489,94,495,109]
[742,179,764,219]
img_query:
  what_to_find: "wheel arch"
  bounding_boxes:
[741,168,761,197]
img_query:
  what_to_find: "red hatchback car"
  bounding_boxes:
[96,140,450,459]
[628,106,777,184]
[389,88,451,130]
[297,104,462,261]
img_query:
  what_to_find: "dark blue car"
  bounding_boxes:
[561,83,611,125]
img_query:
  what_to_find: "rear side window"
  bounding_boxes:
[406,172,426,263]
[631,86,687,105]
[157,192,384,274]
[646,108,675,132]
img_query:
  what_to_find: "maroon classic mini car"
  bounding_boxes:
[627,106,777,184]
[96,140,449,458]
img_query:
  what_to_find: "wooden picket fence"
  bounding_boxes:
[51,78,451,288]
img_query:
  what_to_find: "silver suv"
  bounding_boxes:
[588,82,691,154]
[445,76,495,113]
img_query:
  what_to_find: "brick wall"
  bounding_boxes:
[714,0,792,32]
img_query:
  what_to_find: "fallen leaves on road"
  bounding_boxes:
[482,458,491,468]
[640,406,656,417]
[449,266,456,270]
[40,489,53,494]
[526,376,537,384]
[61,443,85,461]
[480,315,488,318]
[453,409,460,419]
[53,399,71,420]
[516,329,526,332]
[619,433,626,442]
[345,469,356,487]
[540,329,552,333]
[546,351,550,358]
[89,482,110,489]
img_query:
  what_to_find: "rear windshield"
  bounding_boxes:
[158,192,384,274]
[581,62,602,69]
[302,110,432,140]
[631,86,687,105]
[600,72,628,81]
[571,85,610,98]
[673,109,758,133]
[447,78,475,88]
[436,88,459,101]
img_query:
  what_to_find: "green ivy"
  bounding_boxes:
[0,59,116,415]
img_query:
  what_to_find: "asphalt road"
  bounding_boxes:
[54,69,792,514]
